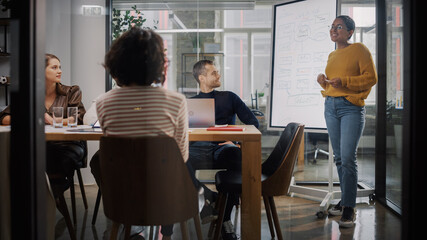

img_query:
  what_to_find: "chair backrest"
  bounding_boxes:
[99,135,198,226]
[261,122,304,196]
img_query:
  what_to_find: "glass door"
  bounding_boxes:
[385,0,403,210]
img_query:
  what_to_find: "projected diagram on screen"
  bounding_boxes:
[270,0,336,129]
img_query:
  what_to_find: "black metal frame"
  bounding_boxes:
[9,0,47,239]
[401,0,427,239]
[376,0,427,238]
[105,0,112,91]
[375,0,388,209]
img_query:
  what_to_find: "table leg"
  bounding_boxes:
[298,134,305,171]
[240,140,261,240]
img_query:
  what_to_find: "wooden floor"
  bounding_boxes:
[55,184,401,240]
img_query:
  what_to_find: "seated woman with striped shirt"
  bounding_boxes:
[90,27,201,239]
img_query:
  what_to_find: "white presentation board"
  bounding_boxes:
[269,0,337,129]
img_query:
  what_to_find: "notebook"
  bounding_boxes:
[187,98,215,128]
[207,126,245,131]
[66,120,102,132]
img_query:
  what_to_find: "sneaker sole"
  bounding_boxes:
[328,208,342,216]
[338,209,356,228]
[338,220,355,228]
[328,209,342,216]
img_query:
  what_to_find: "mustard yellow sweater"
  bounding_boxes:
[320,43,378,106]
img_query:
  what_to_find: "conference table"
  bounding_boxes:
[45,125,262,239]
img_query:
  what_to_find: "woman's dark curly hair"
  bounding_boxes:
[104,27,165,86]
[336,15,355,40]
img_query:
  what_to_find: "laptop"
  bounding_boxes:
[187,98,215,128]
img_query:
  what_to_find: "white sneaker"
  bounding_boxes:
[328,201,343,216]
[338,207,355,228]
[221,220,238,240]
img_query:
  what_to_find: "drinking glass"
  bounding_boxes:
[52,107,63,128]
[67,107,78,127]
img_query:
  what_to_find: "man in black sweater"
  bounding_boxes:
[189,60,259,240]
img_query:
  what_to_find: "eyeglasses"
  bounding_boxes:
[329,24,345,31]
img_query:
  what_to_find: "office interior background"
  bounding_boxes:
[2,0,426,239]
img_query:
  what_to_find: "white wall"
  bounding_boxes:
[47,0,106,184]
[45,0,72,86]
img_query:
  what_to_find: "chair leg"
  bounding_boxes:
[180,221,189,240]
[213,192,228,240]
[148,226,154,240]
[208,190,223,239]
[70,181,77,226]
[57,194,76,240]
[124,224,131,240]
[263,196,275,239]
[92,189,102,225]
[233,203,240,230]
[77,169,88,209]
[268,196,283,240]
[193,213,203,240]
[110,221,120,240]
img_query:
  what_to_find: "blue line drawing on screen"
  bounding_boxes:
[297,54,311,64]
[294,24,310,42]
[278,56,293,65]
[276,79,291,90]
[312,52,328,63]
[270,0,336,129]
[296,78,310,89]
[276,69,292,78]
[311,31,329,41]
[315,13,329,23]
[287,93,320,106]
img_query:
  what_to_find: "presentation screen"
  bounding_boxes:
[269,0,337,130]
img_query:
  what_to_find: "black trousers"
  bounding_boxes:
[188,142,242,221]
[46,141,85,177]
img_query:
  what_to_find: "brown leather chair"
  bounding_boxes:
[74,141,88,210]
[70,141,88,225]
[47,141,87,240]
[210,122,304,240]
[47,173,76,240]
[99,135,203,240]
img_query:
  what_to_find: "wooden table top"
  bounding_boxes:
[44,125,261,142]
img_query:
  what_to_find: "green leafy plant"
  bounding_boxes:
[184,32,200,49]
[111,5,157,40]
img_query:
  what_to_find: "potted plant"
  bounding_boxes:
[111,5,157,40]
[110,5,159,88]
[188,33,201,53]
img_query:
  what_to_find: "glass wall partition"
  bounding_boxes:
[109,0,378,192]
[295,1,377,189]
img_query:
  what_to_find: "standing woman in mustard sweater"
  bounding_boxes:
[317,15,377,228]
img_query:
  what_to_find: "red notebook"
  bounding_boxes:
[206,126,245,131]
